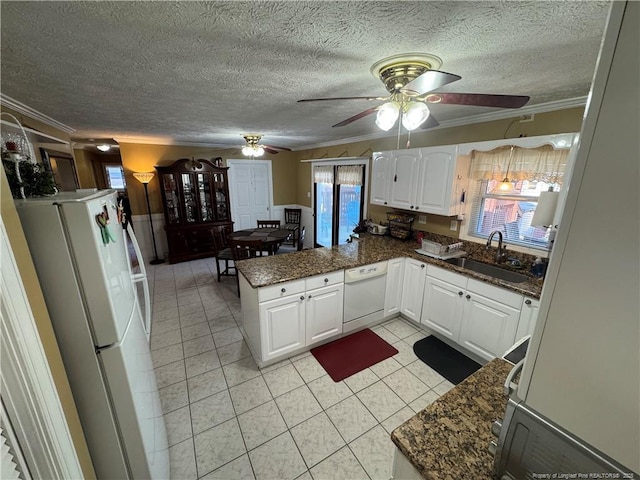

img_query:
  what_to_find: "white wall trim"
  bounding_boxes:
[0,94,76,134]
[0,218,84,479]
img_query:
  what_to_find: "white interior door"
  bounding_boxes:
[228,160,273,230]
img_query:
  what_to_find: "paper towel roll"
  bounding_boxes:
[531,191,560,227]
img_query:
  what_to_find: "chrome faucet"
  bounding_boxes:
[486,230,507,262]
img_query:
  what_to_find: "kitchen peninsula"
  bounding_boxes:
[236,234,543,369]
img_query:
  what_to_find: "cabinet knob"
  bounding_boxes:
[458,291,464,296]
[300,296,304,301]
[421,264,425,269]
[466,294,471,300]
[324,278,329,283]
[308,295,312,299]
[525,299,532,305]
[384,202,388,205]
[410,206,414,209]
[281,288,286,293]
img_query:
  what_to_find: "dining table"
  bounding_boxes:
[227,227,293,255]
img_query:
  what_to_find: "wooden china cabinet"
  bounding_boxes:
[156,158,233,263]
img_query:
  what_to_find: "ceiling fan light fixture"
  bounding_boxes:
[401,102,430,130]
[375,102,400,131]
[241,145,264,157]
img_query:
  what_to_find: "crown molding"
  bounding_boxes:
[0,94,76,134]
[294,96,588,151]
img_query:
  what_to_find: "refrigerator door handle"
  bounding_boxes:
[504,358,525,396]
[126,225,151,340]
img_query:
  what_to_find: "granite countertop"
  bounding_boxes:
[391,359,513,479]
[236,234,543,298]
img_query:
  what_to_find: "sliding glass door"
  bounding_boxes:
[314,163,366,247]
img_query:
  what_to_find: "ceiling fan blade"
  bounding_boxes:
[262,146,280,155]
[400,70,461,96]
[423,92,530,108]
[264,144,292,152]
[332,107,379,128]
[298,96,387,103]
[420,114,440,130]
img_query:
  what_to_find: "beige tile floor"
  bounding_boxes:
[148,259,454,480]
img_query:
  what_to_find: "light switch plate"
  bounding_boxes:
[450,220,458,231]
[418,215,427,224]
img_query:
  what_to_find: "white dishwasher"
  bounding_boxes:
[343,261,388,333]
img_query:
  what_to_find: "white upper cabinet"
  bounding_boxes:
[389,150,421,210]
[370,151,393,206]
[371,144,469,215]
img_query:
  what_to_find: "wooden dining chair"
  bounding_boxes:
[257,220,281,229]
[283,208,302,248]
[211,226,235,282]
[228,238,264,296]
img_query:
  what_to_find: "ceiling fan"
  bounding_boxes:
[298,53,530,131]
[240,134,291,157]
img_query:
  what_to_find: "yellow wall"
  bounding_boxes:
[294,107,585,236]
[118,143,299,216]
[72,149,98,188]
[0,168,96,479]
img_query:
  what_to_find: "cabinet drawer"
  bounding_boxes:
[305,270,344,291]
[467,278,523,309]
[258,280,306,303]
[426,264,468,288]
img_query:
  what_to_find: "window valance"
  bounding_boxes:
[313,165,334,184]
[470,145,569,184]
[336,165,363,186]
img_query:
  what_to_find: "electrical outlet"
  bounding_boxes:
[418,215,427,224]
[450,220,458,231]
[519,114,535,123]
[307,191,311,198]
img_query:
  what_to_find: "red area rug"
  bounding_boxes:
[311,329,399,382]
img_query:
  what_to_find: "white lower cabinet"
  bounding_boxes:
[305,283,344,345]
[458,279,523,361]
[384,258,405,317]
[256,271,344,363]
[400,258,428,322]
[421,266,526,361]
[259,294,306,361]
[421,268,467,341]
[515,296,540,340]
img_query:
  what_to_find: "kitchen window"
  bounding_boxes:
[464,145,569,252]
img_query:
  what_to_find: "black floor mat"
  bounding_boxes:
[413,335,482,385]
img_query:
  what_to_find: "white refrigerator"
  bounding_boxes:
[16,190,169,479]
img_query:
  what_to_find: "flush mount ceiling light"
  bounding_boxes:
[97,144,111,152]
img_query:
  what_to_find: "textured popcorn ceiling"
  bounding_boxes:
[0,1,610,150]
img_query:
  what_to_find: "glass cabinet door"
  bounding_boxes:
[162,174,181,223]
[197,173,213,222]
[181,173,197,223]
[213,173,229,221]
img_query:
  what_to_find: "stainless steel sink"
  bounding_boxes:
[444,257,530,284]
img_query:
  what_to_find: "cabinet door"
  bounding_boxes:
[161,173,181,224]
[212,171,230,222]
[196,172,214,222]
[259,295,306,361]
[421,275,466,341]
[389,150,420,210]
[400,258,427,322]
[415,145,457,215]
[370,152,392,206]
[180,173,198,223]
[459,290,521,361]
[306,283,344,346]
[384,258,405,317]
[515,297,540,340]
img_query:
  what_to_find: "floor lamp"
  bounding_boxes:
[133,172,165,265]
